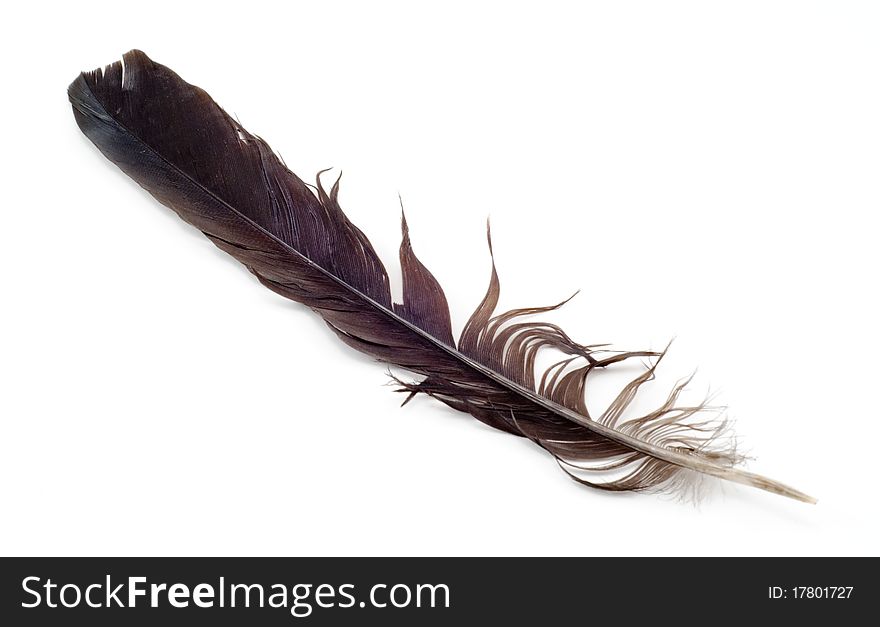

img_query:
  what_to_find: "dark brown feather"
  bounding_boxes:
[69,50,814,503]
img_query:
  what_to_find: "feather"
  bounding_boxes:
[68,50,814,503]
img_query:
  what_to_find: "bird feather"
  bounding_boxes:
[68,50,814,503]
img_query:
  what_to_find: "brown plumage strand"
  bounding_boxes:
[69,50,814,503]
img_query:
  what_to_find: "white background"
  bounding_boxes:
[1,1,878,556]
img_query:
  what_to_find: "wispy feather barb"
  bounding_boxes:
[68,50,814,503]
